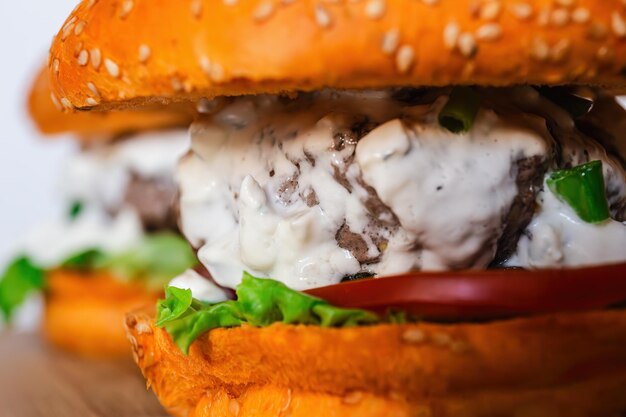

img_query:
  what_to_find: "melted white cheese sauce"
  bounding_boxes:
[356,111,547,270]
[507,182,626,267]
[178,92,572,291]
[21,208,143,269]
[61,129,189,211]
[20,130,189,267]
[168,269,230,303]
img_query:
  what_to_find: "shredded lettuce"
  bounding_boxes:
[0,257,45,322]
[156,272,380,354]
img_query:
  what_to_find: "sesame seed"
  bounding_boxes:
[480,1,501,21]
[86,0,97,8]
[77,50,89,66]
[381,28,400,55]
[612,12,626,38]
[60,97,72,109]
[104,58,120,77]
[571,7,589,23]
[550,8,570,27]
[223,0,238,5]
[74,21,86,35]
[365,0,385,20]
[342,391,364,405]
[87,82,100,97]
[210,63,225,82]
[50,93,62,110]
[530,37,549,61]
[421,0,439,5]
[443,22,460,50]
[119,0,134,18]
[228,399,240,416]
[85,97,99,106]
[191,0,203,18]
[199,55,212,75]
[475,23,502,41]
[52,58,60,74]
[61,23,75,41]
[395,45,415,74]
[597,45,614,64]
[314,4,332,28]
[402,329,426,343]
[458,32,478,57]
[61,16,77,38]
[510,2,533,20]
[253,1,274,22]
[90,48,101,69]
[550,38,570,63]
[138,44,151,63]
[588,22,608,40]
[171,77,183,92]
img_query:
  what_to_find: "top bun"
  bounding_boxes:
[48,0,626,110]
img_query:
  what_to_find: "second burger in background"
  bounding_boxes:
[0,67,197,357]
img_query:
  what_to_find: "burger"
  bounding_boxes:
[46,0,626,414]
[0,67,198,357]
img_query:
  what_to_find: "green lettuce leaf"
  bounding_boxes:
[0,257,45,322]
[105,233,198,287]
[156,272,379,354]
[61,249,108,270]
[155,286,194,326]
[0,232,197,323]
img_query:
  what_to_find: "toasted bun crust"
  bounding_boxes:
[28,66,194,138]
[49,0,626,111]
[44,270,160,357]
[126,309,626,417]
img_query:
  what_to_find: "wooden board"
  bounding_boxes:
[0,332,168,417]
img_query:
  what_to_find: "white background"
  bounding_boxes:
[0,0,80,265]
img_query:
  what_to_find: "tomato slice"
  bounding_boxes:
[305,263,626,320]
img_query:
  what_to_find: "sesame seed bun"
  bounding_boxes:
[48,0,626,111]
[44,270,160,358]
[28,66,194,139]
[125,309,626,417]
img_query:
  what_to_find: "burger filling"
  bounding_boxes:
[0,130,197,322]
[177,87,626,292]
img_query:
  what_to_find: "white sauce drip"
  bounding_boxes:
[168,269,229,303]
[507,181,626,267]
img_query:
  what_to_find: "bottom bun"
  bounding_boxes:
[44,269,160,357]
[125,308,626,417]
